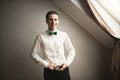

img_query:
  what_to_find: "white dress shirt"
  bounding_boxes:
[31,29,75,68]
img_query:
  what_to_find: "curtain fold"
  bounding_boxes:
[87,0,120,39]
[112,40,120,80]
[86,0,120,80]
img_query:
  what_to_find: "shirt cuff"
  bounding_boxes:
[65,62,70,67]
[42,61,49,68]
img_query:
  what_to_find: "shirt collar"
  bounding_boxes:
[47,29,58,35]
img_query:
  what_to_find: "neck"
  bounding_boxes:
[48,29,57,32]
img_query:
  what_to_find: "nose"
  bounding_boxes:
[52,20,55,24]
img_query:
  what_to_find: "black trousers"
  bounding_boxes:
[44,67,71,80]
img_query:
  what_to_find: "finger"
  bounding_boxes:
[62,64,66,69]
[50,66,55,70]
[59,67,64,71]
[48,63,55,70]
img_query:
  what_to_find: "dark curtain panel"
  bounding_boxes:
[112,40,120,80]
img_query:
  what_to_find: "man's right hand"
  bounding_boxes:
[47,63,55,70]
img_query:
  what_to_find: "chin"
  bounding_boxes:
[51,29,55,31]
[49,26,57,30]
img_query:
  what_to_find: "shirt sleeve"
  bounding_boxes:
[64,33,75,66]
[31,35,49,68]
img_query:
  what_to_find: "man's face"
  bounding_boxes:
[46,14,59,31]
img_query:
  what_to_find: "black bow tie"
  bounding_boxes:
[49,31,57,35]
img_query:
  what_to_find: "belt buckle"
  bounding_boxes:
[55,65,61,70]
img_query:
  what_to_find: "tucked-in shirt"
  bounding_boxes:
[31,29,75,68]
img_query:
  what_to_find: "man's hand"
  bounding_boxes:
[47,63,55,70]
[58,63,67,71]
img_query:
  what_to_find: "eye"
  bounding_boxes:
[55,19,57,21]
[48,19,52,22]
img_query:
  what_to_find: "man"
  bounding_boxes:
[31,11,75,80]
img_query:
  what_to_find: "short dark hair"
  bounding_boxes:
[46,11,58,19]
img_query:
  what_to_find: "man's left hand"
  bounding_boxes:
[58,63,67,71]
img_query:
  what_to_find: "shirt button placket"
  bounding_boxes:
[52,36,57,66]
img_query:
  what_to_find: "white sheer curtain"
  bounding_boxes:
[87,0,120,80]
[87,0,120,39]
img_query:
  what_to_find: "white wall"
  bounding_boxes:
[0,0,111,80]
